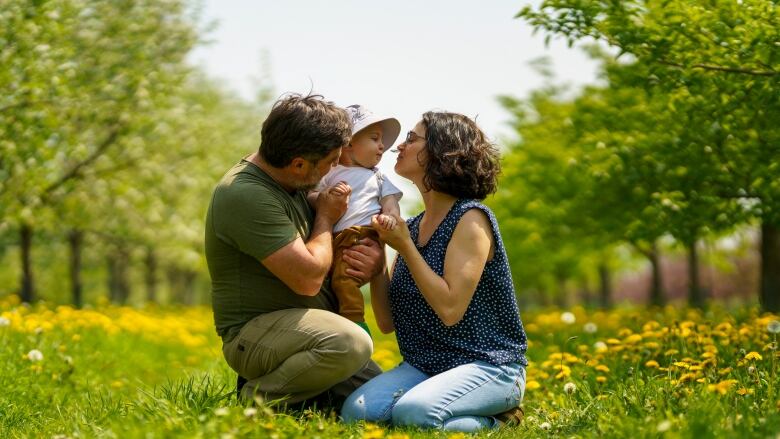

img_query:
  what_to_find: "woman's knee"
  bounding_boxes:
[391,394,442,428]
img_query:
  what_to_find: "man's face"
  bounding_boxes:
[296,148,342,191]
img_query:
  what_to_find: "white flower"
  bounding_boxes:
[748,366,756,374]
[560,312,576,325]
[594,341,608,352]
[563,382,577,394]
[657,420,672,432]
[27,349,44,362]
[243,407,257,417]
[540,421,551,430]
[34,327,44,335]
[768,320,780,334]
[0,316,10,327]
[214,407,229,417]
[583,322,598,333]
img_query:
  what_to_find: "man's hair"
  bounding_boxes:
[259,94,352,168]
[420,111,500,200]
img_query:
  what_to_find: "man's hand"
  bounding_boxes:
[316,181,351,223]
[343,238,384,284]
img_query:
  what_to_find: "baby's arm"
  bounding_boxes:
[376,194,401,230]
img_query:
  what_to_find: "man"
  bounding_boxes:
[205,94,384,408]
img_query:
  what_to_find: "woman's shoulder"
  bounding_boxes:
[451,199,497,223]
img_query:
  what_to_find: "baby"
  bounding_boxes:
[309,104,402,334]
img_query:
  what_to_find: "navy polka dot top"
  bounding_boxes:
[388,198,528,375]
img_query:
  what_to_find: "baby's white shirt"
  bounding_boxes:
[316,165,402,232]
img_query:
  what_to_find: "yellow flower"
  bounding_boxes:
[744,352,763,361]
[707,380,738,395]
[645,360,660,368]
[596,376,607,383]
[736,388,754,396]
[526,380,541,390]
[363,423,385,439]
[595,365,610,373]
[624,334,643,344]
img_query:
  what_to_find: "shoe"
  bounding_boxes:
[236,375,248,399]
[496,406,524,427]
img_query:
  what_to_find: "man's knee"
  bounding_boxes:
[326,322,373,371]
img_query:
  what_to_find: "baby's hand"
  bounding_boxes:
[328,181,351,197]
[375,213,397,231]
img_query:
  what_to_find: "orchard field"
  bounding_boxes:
[3,294,780,438]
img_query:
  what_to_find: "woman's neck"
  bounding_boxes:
[420,190,457,219]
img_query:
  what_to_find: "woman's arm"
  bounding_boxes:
[369,259,395,334]
[373,210,493,327]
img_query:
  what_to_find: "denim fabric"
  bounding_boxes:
[341,360,525,432]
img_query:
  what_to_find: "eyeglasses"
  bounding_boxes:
[404,131,425,144]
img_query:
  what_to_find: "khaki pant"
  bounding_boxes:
[331,226,378,323]
[222,308,381,404]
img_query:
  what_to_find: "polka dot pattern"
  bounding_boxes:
[388,199,528,375]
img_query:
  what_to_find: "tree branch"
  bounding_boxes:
[657,59,778,76]
[44,124,124,196]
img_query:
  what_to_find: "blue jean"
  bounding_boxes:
[341,360,526,432]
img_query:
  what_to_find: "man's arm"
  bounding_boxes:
[261,186,351,296]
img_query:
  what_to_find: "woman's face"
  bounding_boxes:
[394,121,427,181]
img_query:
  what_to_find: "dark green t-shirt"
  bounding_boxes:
[205,159,337,342]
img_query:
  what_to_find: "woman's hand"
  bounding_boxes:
[371,214,411,252]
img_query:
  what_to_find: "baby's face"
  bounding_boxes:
[349,122,386,168]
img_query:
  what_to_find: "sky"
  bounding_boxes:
[190,0,600,210]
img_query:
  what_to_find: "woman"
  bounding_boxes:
[340,112,528,432]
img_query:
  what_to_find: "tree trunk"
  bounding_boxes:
[761,221,780,312]
[579,277,592,307]
[598,262,611,309]
[145,247,157,304]
[687,240,704,308]
[68,229,84,308]
[648,242,665,307]
[181,270,197,305]
[19,224,35,303]
[554,274,568,308]
[107,246,130,304]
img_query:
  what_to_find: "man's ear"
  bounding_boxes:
[287,157,309,176]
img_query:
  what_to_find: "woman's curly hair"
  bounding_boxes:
[420,111,500,200]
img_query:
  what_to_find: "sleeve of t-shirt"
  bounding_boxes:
[315,169,334,193]
[214,188,300,262]
[378,172,403,200]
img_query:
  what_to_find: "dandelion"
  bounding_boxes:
[707,379,737,395]
[214,407,229,417]
[748,366,756,374]
[594,341,608,352]
[745,352,763,361]
[540,421,551,430]
[561,312,576,325]
[0,316,10,327]
[767,320,780,334]
[563,382,577,394]
[243,407,258,417]
[645,360,660,368]
[657,420,672,432]
[596,376,607,383]
[526,380,541,390]
[27,349,43,362]
[583,322,597,333]
[595,365,610,373]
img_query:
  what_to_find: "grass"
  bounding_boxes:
[2,295,780,438]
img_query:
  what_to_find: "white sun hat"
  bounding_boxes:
[345,104,401,149]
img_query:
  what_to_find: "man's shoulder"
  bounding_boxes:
[216,161,279,199]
